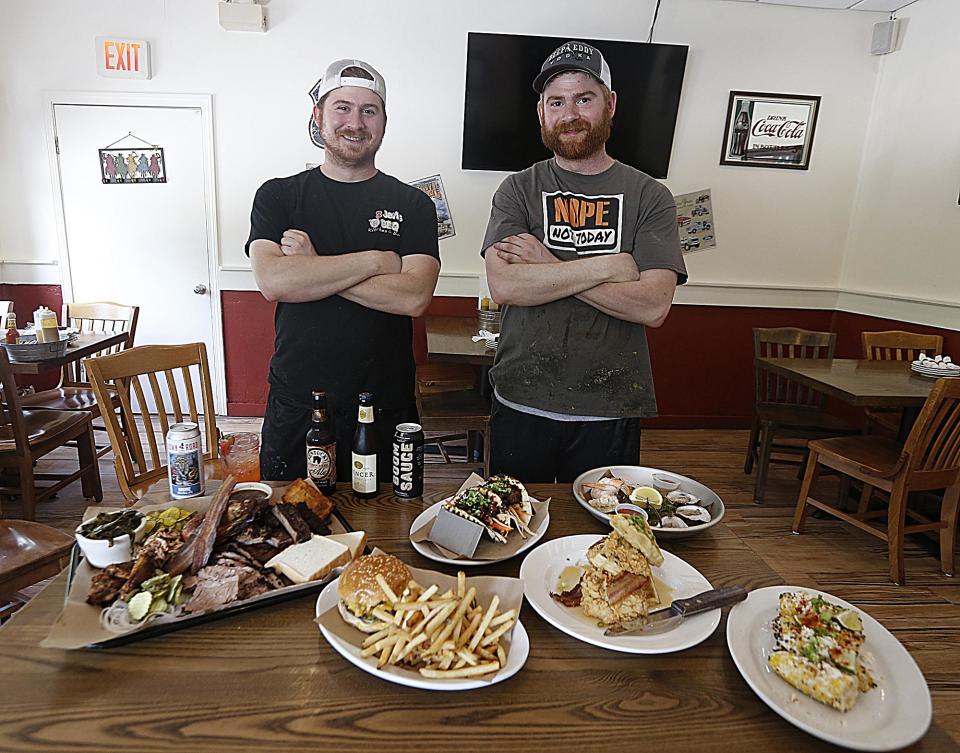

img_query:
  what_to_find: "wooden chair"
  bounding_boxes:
[85,343,220,499]
[416,364,491,477]
[744,327,858,502]
[862,330,944,435]
[0,348,102,520]
[793,377,960,584]
[0,519,74,619]
[21,302,139,458]
[0,301,12,316]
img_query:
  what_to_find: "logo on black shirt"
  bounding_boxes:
[541,191,623,255]
[368,209,404,236]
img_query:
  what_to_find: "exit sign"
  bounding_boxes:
[96,37,151,79]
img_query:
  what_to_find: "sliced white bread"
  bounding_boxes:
[265,531,366,584]
[324,531,367,561]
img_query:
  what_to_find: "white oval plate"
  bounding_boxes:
[726,585,931,751]
[409,500,549,567]
[519,534,719,654]
[315,578,529,691]
[573,465,725,538]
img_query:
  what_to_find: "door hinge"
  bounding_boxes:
[54,136,60,155]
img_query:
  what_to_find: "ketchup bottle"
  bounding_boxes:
[4,314,18,345]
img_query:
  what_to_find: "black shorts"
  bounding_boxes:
[259,388,418,485]
[490,399,641,483]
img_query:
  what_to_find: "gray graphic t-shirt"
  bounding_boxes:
[481,158,687,418]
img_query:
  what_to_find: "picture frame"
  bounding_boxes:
[99,146,166,184]
[720,91,820,170]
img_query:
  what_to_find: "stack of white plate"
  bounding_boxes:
[911,356,960,379]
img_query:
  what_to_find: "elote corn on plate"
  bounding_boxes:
[726,586,930,751]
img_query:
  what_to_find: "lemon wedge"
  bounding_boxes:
[629,486,663,510]
[835,609,863,632]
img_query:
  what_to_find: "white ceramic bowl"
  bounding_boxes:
[613,503,649,520]
[75,512,147,569]
[232,481,274,501]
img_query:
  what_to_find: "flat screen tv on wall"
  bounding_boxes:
[462,32,688,178]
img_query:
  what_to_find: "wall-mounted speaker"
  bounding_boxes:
[871,19,901,56]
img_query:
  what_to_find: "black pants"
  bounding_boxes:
[260,389,418,485]
[490,399,641,483]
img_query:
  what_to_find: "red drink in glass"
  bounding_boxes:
[219,432,261,482]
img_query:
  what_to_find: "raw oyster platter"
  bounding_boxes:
[572,465,724,538]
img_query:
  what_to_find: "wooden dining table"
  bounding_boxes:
[757,357,937,438]
[5,331,129,376]
[0,482,954,752]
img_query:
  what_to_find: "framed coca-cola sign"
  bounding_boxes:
[720,91,820,170]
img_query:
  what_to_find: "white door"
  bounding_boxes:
[52,103,221,411]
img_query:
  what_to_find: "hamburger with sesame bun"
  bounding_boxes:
[337,553,411,633]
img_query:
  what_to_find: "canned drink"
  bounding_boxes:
[166,422,205,499]
[392,422,424,498]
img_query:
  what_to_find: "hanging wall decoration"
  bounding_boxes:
[674,189,716,254]
[409,174,456,240]
[720,91,820,170]
[99,132,166,184]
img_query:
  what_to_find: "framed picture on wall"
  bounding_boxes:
[720,91,820,170]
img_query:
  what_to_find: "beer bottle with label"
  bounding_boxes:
[305,390,336,495]
[352,392,378,499]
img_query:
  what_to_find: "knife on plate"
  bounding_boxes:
[604,585,748,636]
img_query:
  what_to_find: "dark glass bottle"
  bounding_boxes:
[351,392,378,499]
[305,390,337,495]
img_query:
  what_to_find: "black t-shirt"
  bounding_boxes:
[245,169,439,413]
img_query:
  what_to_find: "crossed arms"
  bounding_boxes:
[250,230,440,317]
[484,233,677,327]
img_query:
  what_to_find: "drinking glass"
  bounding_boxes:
[219,432,261,482]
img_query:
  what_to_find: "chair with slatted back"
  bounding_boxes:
[21,302,139,458]
[0,348,102,520]
[861,330,944,436]
[416,364,491,477]
[744,327,858,502]
[0,301,12,316]
[85,343,221,500]
[793,376,960,584]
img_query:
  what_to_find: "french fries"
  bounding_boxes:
[352,571,515,679]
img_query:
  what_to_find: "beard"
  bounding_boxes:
[319,119,383,167]
[540,110,612,160]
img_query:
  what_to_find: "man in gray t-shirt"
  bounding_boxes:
[481,40,687,483]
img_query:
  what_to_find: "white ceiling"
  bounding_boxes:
[720,0,922,12]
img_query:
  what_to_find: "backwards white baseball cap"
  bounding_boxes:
[308,58,387,148]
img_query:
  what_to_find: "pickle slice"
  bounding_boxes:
[127,591,153,621]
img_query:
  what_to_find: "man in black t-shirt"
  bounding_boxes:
[246,59,440,483]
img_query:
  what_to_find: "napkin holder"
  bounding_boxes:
[428,505,485,558]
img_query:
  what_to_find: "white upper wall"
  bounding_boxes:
[840,0,960,310]
[0,0,882,299]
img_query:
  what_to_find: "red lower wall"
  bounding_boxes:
[221,292,275,417]
[5,283,957,426]
[0,283,64,392]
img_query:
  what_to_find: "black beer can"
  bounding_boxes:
[392,423,424,498]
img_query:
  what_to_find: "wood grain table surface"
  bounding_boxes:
[425,316,495,366]
[0,482,954,753]
[5,332,128,375]
[757,357,935,408]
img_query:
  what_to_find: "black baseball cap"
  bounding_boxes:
[532,40,612,94]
